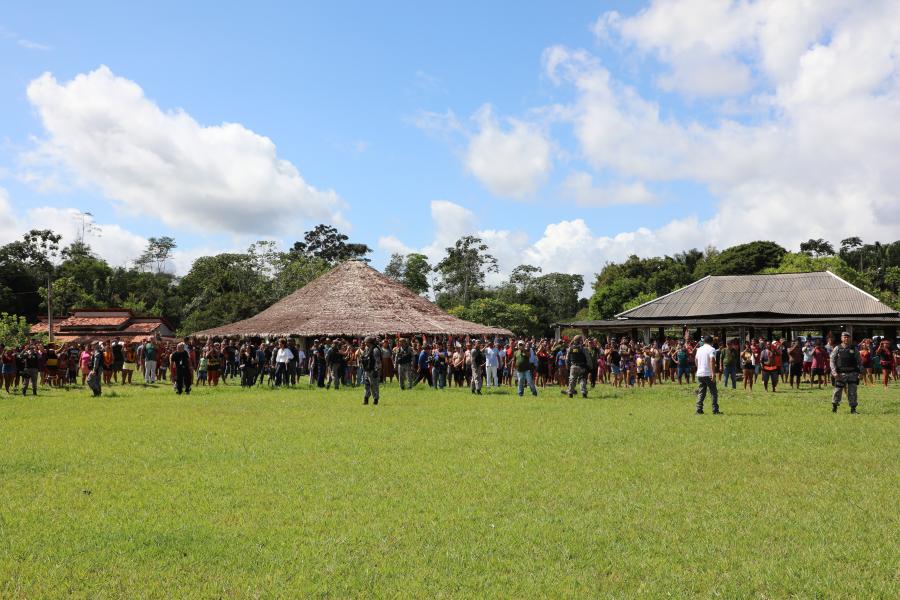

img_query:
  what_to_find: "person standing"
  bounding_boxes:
[695,336,720,415]
[875,339,894,388]
[513,341,538,397]
[760,341,781,392]
[170,342,192,395]
[484,341,499,388]
[273,339,293,387]
[20,345,40,396]
[470,340,485,395]
[788,340,804,389]
[721,339,739,389]
[143,339,157,384]
[565,335,590,398]
[326,341,344,390]
[87,342,104,397]
[830,331,861,413]
[361,336,382,405]
[394,338,414,390]
[433,342,449,390]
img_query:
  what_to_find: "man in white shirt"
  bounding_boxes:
[695,336,720,414]
[274,339,294,387]
[484,342,499,387]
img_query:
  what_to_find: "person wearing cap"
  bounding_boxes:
[361,336,382,405]
[695,335,720,414]
[830,331,861,413]
[394,338,414,390]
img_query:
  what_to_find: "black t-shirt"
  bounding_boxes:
[112,343,124,361]
[171,350,191,371]
[609,349,620,364]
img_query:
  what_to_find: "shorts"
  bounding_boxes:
[762,370,778,384]
[197,370,207,381]
[812,367,824,376]
[113,360,124,371]
[1,364,14,375]
[123,362,136,371]
[610,365,620,375]
[803,362,812,374]
[643,366,653,379]
[789,364,802,376]
[742,363,753,371]
[677,366,689,378]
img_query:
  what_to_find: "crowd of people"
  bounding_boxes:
[4,331,897,411]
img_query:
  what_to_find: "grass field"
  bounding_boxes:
[1,377,898,598]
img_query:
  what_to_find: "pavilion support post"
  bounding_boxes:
[739,326,746,345]
[846,325,854,342]
[720,327,726,343]
[748,326,755,340]
[885,326,897,343]
[555,325,561,340]
[695,327,702,341]
[766,327,774,340]
[631,327,639,341]
[657,327,665,343]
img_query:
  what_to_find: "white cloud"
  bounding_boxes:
[464,104,553,199]
[542,0,900,251]
[23,66,346,236]
[561,172,657,206]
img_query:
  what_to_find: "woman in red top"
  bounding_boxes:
[875,340,894,388]
[859,341,873,385]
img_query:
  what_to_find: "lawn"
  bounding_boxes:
[1,377,898,598]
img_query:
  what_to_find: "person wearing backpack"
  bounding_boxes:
[513,340,538,397]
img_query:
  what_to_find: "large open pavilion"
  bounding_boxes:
[193,260,511,345]
[555,271,900,344]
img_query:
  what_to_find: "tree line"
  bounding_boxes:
[3,225,897,338]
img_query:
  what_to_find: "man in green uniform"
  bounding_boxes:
[830,331,861,413]
[361,336,382,405]
[566,335,589,398]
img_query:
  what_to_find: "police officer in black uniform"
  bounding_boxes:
[566,335,590,398]
[830,331,861,413]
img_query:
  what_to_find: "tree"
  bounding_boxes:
[0,313,35,347]
[434,236,499,307]
[0,229,62,320]
[290,224,371,264]
[383,253,432,295]
[799,238,835,257]
[448,298,538,336]
[135,237,177,274]
[589,277,646,319]
[839,237,864,271]
[698,241,786,276]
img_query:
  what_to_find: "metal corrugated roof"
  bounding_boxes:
[616,272,898,319]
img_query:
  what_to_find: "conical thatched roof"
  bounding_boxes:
[192,260,512,338]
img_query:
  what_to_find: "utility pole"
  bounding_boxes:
[47,274,54,343]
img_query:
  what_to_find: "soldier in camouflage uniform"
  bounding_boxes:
[566,335,589,398]
[362,336,382,405]
[830,331,861,413]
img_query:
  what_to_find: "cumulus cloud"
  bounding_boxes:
[463,104,553,199]
[23,66,346,236]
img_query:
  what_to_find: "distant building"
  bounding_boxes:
[555,271,900,343]
[30,308,175,345]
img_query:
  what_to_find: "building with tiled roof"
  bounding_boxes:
[30,308,175,344]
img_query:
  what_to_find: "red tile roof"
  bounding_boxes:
[61,316,130,328]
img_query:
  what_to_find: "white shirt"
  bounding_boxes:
[695,343,717,377]
[484,347,499,367]
[275,348,294,363]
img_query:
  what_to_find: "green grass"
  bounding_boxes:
[1,377,898,598]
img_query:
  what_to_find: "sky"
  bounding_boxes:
[2,0,900,293]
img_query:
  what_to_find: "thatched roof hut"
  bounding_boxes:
[192,260,512,339]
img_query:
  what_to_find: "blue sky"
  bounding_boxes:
[2,1,899,287]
